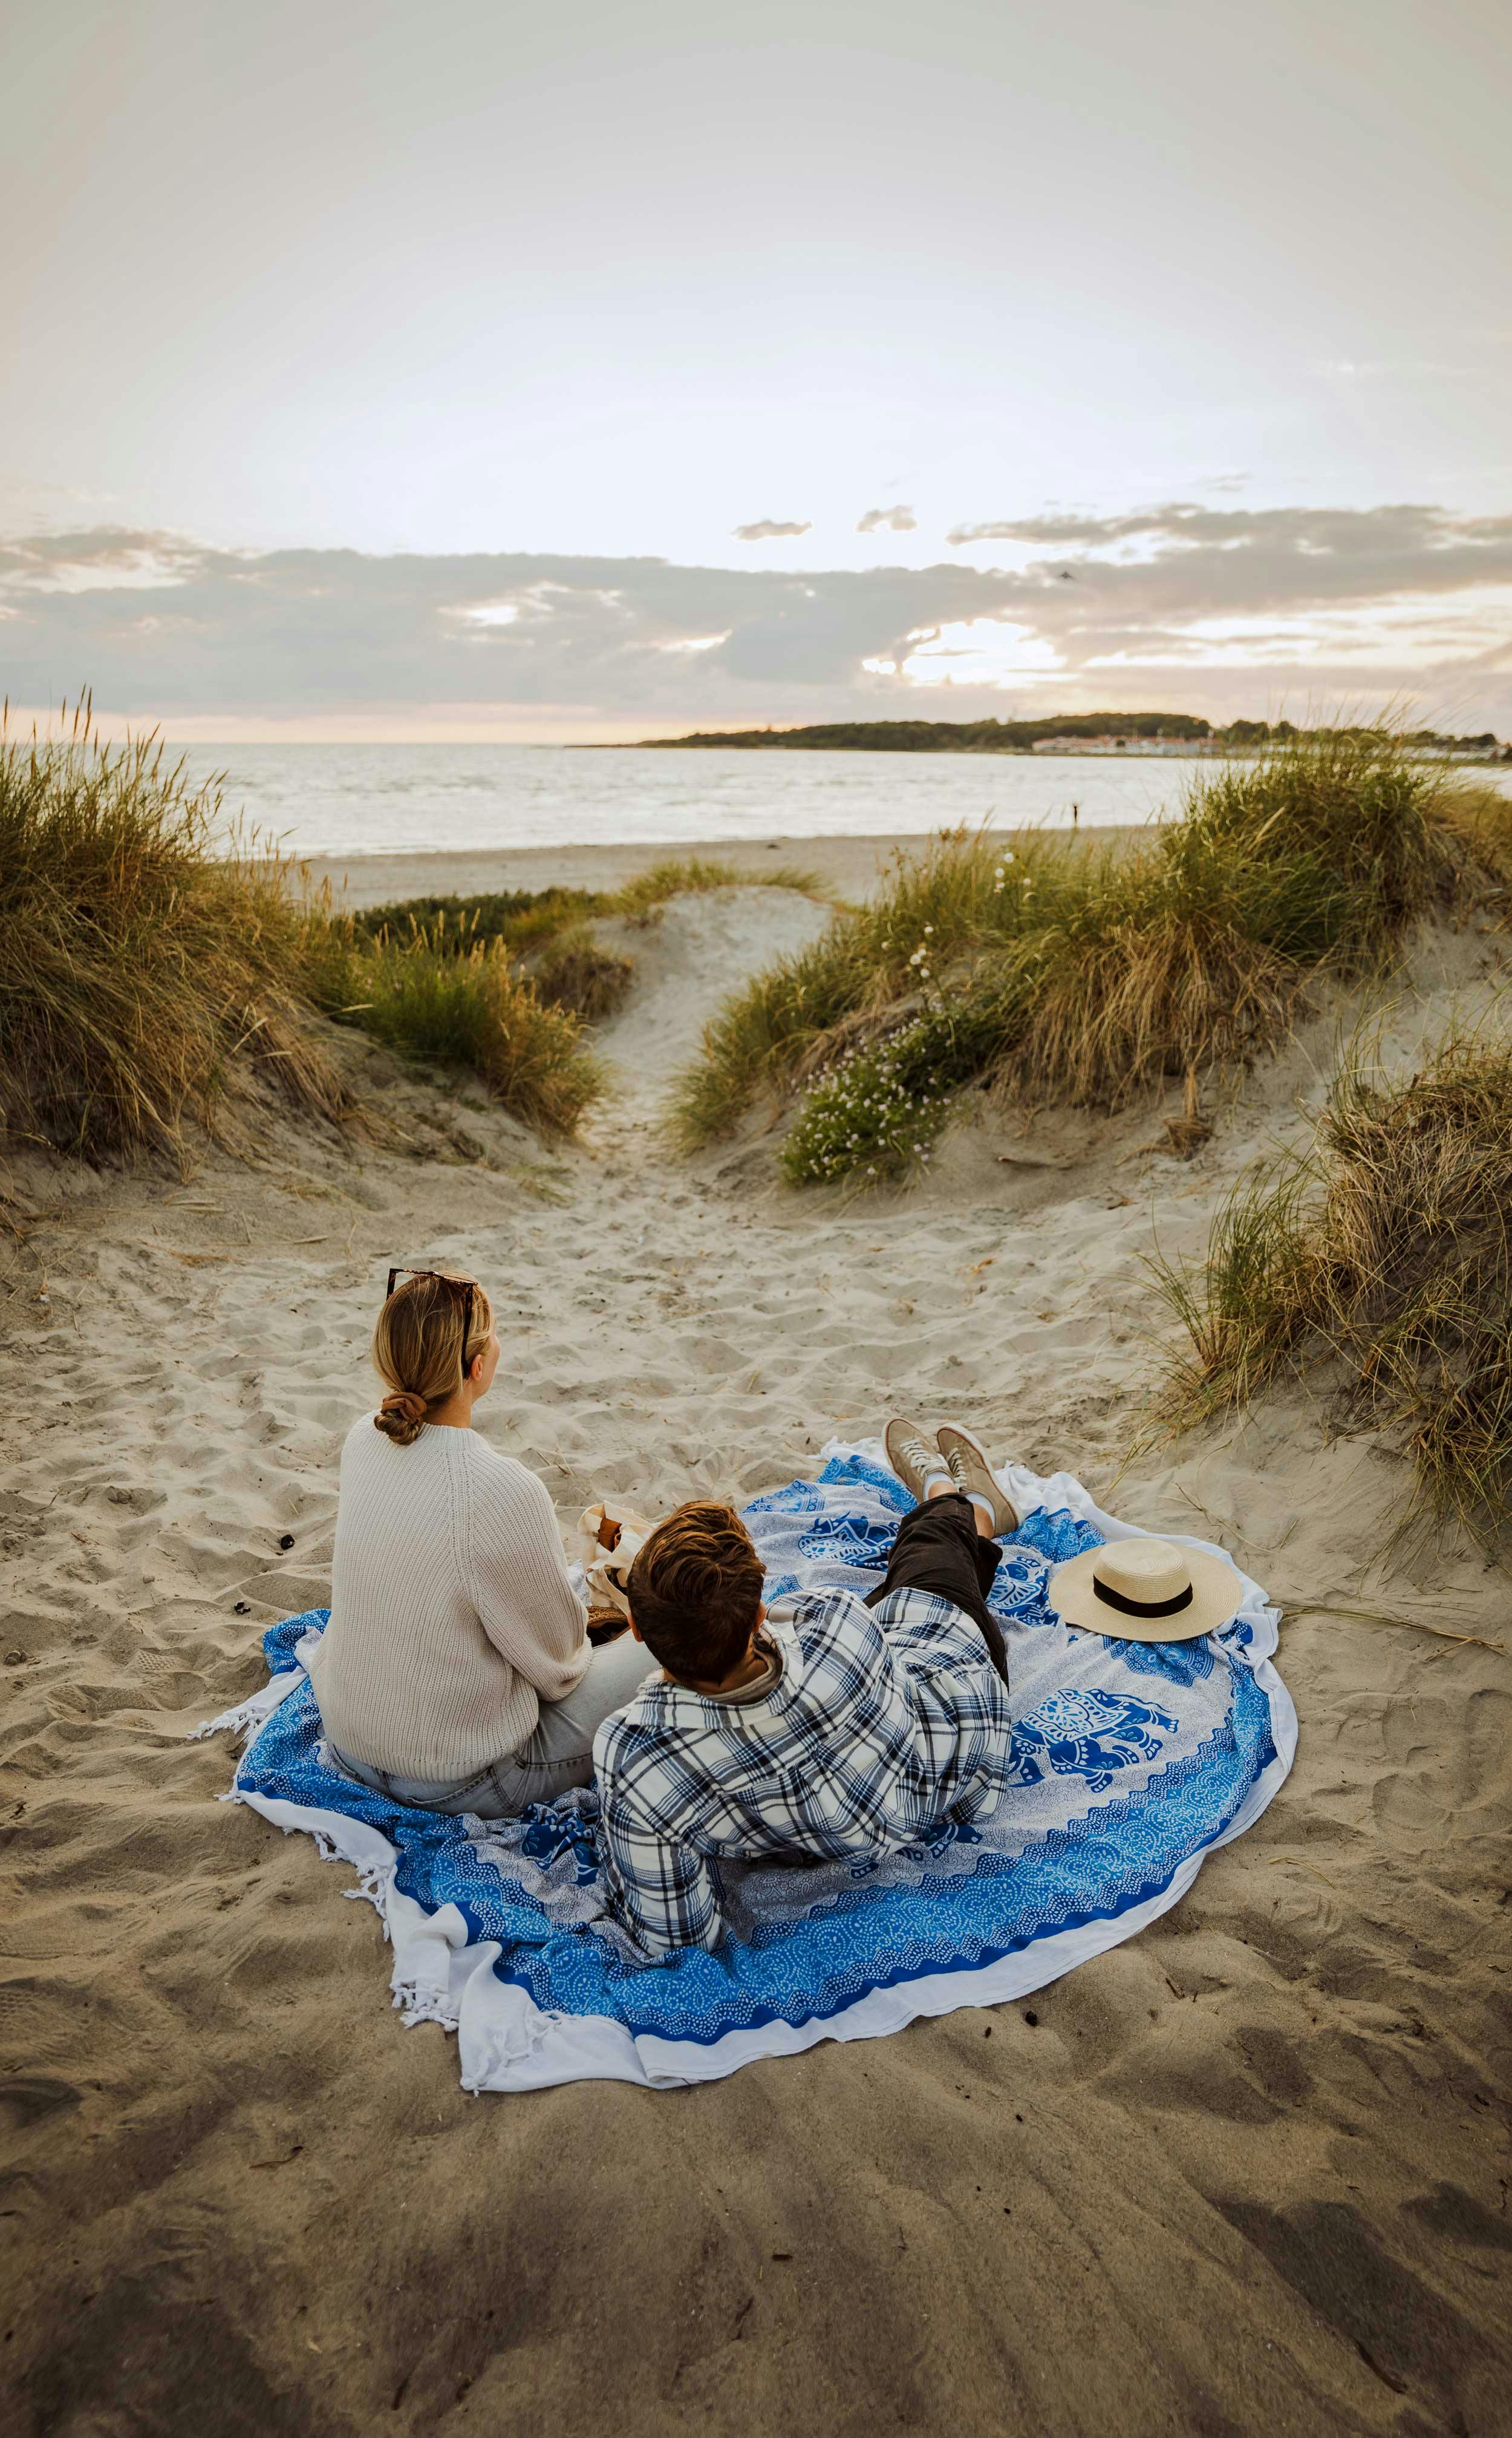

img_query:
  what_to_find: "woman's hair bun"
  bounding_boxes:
[374,1389,429,1446]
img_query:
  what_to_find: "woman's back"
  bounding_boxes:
[308,1417,588,1779]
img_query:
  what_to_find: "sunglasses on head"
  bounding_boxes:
[385,1267,476,1371]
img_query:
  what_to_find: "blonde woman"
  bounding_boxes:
[307,1267,651,1817]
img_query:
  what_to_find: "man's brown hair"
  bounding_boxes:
[627,1500,765,1685]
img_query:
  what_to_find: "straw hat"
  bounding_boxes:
[1048,1535,1238,1643]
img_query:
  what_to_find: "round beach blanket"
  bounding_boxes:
[206,1446,1295,2091]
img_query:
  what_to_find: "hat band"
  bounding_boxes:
[1091,1574,1194,1620]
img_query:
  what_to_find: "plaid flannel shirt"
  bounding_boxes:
[593,1586,1014,1959]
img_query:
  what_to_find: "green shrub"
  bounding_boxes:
[670,828,1049,1149]
[781,1025,954,1183]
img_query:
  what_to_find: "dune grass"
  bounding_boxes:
[301,854,827,1127]
[0,715,356,1163]
[350,886,604,956]
[301,914,606,1137]
[674,732,1512,1182]
[531,934,637,1021]
[334,896,636,1025]
[1147,1017,1512,1558]
[340,857,821,1036]
[611,854,823,917]
[353,856,821,953]
[0,714,614,1158]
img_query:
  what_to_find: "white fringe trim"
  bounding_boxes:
[192,1668,304,1745]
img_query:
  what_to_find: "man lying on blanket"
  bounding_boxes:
[593,1417,1018,1958]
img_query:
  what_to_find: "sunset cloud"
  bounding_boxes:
[732,519,812,541]
[856,506,917,534]
[4,510,1510,734]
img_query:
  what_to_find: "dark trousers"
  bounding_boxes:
[863,1491,1009,1685]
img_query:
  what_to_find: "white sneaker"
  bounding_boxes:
[885,1416,950,1505]
[935,1424,1018,1535]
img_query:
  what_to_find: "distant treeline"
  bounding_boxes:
[639,714,1508,756]
[642,713,1205,751]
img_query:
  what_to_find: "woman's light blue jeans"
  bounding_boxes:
[330,1628,654,1819]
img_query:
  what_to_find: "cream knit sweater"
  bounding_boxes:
[307,1418,590,1779]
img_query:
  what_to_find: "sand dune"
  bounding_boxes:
[1,871,1508,2436]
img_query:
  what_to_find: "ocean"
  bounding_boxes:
[178,743,1191,859]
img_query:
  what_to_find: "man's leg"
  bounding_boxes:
[863,1489,1009,1684]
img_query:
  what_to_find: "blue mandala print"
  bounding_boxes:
[1007,1687,1179,1794]
[745,1483,830,1517]
[1103,1635,1216,1685]
[224,1454,1287,2071]
[988,1549,1051,1618]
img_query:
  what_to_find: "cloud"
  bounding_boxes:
[945,499,1512,575]
[856,506,917,534]
[2,508,1510,733]
[731,519,812,541]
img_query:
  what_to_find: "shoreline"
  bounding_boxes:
[299,823,1150,909]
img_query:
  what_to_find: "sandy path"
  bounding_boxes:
[1,887,1508,2436]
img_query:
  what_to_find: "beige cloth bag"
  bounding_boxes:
[576,1500,654,1621]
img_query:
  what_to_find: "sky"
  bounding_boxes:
[4,0,1510,740]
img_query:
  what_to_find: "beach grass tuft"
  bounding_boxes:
[353,857,823,955]
[1147,1015,1512,1558]
[350,886,604,956]
[0,711,357,1163]
[531,933,637,1022]
[301,913,605,1136]
[674,732,1512,1180]
[611,854,823,920]
[0,711,621,1159]
[336,858,822,1042]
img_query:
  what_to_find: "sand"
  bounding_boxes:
[2,849,1510,2436]
[299,823,1149,912]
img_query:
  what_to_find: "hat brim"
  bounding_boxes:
[1046,1542,1240,1642]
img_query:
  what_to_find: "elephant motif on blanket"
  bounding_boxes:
[1007,1687,1179,1794]
[795,1512,898,1567]
[518,1805,601,1886]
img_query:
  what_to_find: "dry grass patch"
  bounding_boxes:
[333,857,824,1044]
[676,731,1512,1185]
[0,714,619,1161]
[1148,1018,1512,1558]
[301,916,604,1138]
[0,715,356,1164]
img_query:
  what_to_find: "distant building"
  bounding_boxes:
[1030,735,1220,756]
